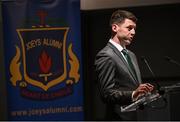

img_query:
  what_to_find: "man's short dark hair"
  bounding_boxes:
[109,10,137,26]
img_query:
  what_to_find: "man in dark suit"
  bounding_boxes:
[94,10,154,120]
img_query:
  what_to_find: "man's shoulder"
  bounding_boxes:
[97,43,114,55]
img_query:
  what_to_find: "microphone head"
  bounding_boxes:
[141,56,145,61]
[164,56,171,61]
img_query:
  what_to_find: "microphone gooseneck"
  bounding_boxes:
[141,56,156,77]
[141,56,164,95]
[164,56,180,67]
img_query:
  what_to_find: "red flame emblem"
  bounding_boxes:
[39,51,52,74]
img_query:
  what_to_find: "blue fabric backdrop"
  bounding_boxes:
[2,0,84,120]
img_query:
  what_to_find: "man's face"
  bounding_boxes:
[113,18,136,46]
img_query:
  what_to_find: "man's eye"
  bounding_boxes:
[127,27,136,31]
[127,27,132,31]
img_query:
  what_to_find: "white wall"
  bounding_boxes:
[81,0,180,10]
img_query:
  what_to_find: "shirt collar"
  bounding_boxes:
[109,39,125,52]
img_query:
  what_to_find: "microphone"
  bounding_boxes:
[141,56,164,95]
[141,56,156,77]
[164,56,180,67]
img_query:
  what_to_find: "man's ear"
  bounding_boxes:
[112,24,118,32]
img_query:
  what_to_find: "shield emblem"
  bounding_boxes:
[16,27,69,91]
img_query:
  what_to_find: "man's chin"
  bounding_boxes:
[124,40,131,45]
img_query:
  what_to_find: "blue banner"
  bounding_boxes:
[2,0,84,120]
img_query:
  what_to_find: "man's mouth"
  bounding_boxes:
[129,37,133,40]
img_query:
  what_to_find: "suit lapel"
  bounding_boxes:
[107,43,139,85]
[128,52,141,83]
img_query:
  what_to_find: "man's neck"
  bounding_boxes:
[111,37,126,48]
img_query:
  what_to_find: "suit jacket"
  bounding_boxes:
[94,42,142,120]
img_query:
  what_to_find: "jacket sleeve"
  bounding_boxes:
[95,52,133,105]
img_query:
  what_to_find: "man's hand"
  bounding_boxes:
[132,83,154,101]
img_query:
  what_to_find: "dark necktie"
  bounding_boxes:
[122,49,138,81]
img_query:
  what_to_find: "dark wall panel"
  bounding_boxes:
[81,4,180,120]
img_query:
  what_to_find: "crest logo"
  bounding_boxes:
[9,10,80,100]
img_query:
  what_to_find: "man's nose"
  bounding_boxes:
[131,29,135,35]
